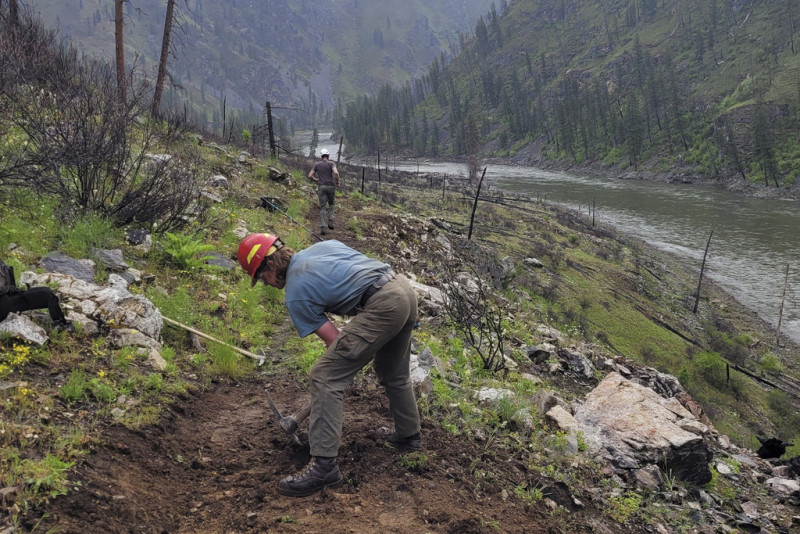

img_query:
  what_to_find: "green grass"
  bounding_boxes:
[0,193,58,258]
[59,213,119,259]
[283,336,326,377]
[514,482,544,505]
[60,370,89,405]
[604,492,642,524]
[397,451,429,471]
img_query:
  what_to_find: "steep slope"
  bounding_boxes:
[341,0,800,191]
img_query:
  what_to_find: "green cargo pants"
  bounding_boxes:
[308,275,420,458]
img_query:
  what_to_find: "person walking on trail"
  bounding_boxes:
[237,233,421,497]
[308,148,339,235]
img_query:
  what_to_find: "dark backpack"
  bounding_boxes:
[0,259,17,295]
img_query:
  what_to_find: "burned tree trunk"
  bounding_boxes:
[467,167,487,240]
[114,0,126,104]
[152,0,176,117]
[9,0,19,26]
[776,263,790,353]
[693,230,713,314]
[266,101,276,159]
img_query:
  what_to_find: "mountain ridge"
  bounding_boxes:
[25,0,496,128]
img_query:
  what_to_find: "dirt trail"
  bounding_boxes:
[24,370,603,534]
[22,202,629,534]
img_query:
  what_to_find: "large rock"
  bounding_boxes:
[475,387,514,403]
[574,372,713,484]
[40,252,95,282]
[0,313,48,345]
[90,248,129,271]
[205,252,237,270]
[409,346,443,395]
[208,174,230,189]
[19,272,163,358]
[766,477,800,499]
[267,167,291,182]
[407,279,446,316]
[559,347,595,379]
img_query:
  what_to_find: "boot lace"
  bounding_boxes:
[294,459,316,479]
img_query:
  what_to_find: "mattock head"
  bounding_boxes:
[265,389,303,446]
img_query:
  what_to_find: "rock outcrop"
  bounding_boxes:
[572,372,713,484]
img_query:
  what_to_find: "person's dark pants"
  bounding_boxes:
[318,185,336,228]
[0,287,67,324]
[308,276,420,458]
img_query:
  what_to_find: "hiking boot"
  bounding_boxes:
[278,456,343,497]
[378,427,422,452]
[320,226,327,235]
[328,223,334,230]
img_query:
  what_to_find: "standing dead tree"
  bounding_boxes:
[776,263,790,353]
[114,0,126,104]
[152,0,177,117]
[467,167,487,240]
[266,101,277,158]
[693,230,713,313]
[8,0,19,26]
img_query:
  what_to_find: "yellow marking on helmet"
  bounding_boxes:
[247,243,262,265]
[266,245,277,257]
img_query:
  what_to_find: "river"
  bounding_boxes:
[296,133,800,343]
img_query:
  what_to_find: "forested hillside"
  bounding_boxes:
[341,0,800,190]
[25,0,495,131]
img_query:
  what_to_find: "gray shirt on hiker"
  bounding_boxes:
[310,160,338,187]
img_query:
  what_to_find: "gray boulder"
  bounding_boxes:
[91,248,129,271]
[208,174,230,189]
[205,253,237,270]
[408,279,446,316]
[525,343,557,363]
[475,387,514,403]
[766,477,800,500]
[126,229,150,246]
[0,313,48,345]
[574,372,712,484]
[559,347,596,379]
[268,167,291,181]
[41,252,95,282]
[409,346,443,395]
[19,271,164,366]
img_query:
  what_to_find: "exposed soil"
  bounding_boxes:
[16,174,796,534]
[20,201,633,534]
[24,371,617,534]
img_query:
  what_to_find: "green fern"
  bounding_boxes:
[162,232,218,271]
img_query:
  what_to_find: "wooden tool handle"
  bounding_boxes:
[293,402,312,424]
[162,316,264,363]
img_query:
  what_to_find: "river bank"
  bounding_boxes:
[344,157,800,440]
[506,151,799,202]
[333,137,800,201]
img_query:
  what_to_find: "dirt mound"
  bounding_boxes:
[22,372,618,534]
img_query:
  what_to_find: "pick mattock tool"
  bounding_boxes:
[266,389,311,446]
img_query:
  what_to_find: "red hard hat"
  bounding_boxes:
[238,233,281,285]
